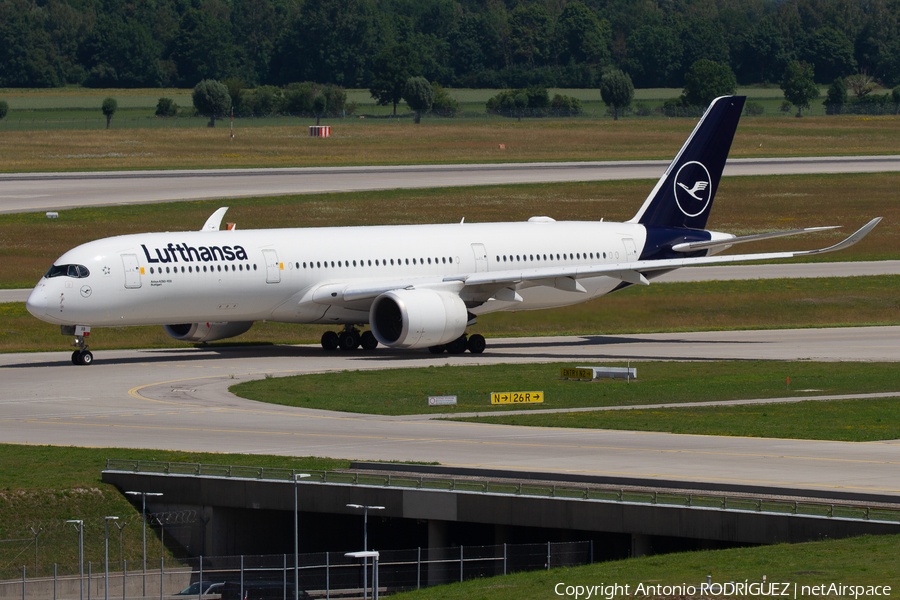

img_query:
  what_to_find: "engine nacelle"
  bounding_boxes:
[163,321,254,343]
[370,289,467,349]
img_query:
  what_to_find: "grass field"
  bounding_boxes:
[458,396,900,442]
[230,360,900,428]
[0,110,898,170]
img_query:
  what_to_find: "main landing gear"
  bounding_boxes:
[429,333,486,355]
[321,326,378,351]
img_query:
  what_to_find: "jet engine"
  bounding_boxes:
[163,321,254,343]
[369,289,467,349]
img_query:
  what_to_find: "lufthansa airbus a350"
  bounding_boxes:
[26,96,880,365]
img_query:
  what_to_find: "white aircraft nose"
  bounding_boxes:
[25,286,47,318]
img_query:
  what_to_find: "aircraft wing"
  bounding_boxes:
[455,217,882,289]
[306,218,880,306]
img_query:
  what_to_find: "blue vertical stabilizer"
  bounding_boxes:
[629,96,746,230]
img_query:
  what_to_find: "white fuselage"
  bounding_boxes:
[26,219,649,328]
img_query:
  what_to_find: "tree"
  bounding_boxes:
[169,9,237,87]
[369,43,422,116]
[403,77,434,124]
[155,97,178,117]
[599,67,633,120]
[681,60,737,107]
[801,27,855,84]
[781,61,819,117]
[556,2,610,66]
[0,100,7,120]
[514,92,527,122]
[101,97,117,129]
[192,80,232,127]
[625,24,683,88]
[824,78,847,114]
[846,72,876,99]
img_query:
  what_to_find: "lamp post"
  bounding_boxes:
[344,552,380,600]
[346,505,384,600]
[293,473,310,600]
[66,520,84,600]
[125,491,163,597]
[104,517,119,600]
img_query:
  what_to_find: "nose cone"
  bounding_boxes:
[25,286,48,319]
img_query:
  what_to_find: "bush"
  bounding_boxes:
[0,100,8,120]
[486,86,550,117]
[431,83,459,115]
[780,100,792,112]
[551,93,582,115]
[155,97,178,117]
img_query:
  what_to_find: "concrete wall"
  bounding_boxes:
[0,569,192,600]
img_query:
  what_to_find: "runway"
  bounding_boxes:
[2,326,899,498]
[2,155,899,214]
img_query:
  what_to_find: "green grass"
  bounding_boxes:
[230,361,900,425]
[0,443,347,579]
[461,397,900,442]
[388,534,900,600]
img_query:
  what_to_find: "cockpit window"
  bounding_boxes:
[44,264,90,279]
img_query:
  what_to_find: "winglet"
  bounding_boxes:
[201,207,229,231]
[796,217,881,256]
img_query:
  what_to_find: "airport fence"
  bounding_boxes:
[0,541,593,600]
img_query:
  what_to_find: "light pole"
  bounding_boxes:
[344,552,380,600]
[125,491,163,597]
[346,504,384,600]
[66,520,84,600]
[293,473,310,600]
[104,517,119,600]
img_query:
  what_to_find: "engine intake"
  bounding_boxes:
[163,321,253,343]
[370,289,467,349]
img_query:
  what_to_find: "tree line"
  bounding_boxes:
[2,0,900,92]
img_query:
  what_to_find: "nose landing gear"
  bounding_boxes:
[64,325,94,366]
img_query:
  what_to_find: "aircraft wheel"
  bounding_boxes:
[321,331,339,351]
[360,331,378,350]
[467,334,486,354]
[71,351,80,365]
[446,335,467,354]
[76,350,94,366]
[338,330,360,351]
[428,345,445,354]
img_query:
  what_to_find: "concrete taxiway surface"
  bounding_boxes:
[2,155,899,214]
[2,326,898,497]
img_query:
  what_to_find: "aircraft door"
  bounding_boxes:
[121,254,142,289]
[622,238,637,261]
[471,243,488,272]
[262,249,281,283]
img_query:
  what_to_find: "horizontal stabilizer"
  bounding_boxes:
[672,226,839,253]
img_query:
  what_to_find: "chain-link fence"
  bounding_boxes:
[0,541,592,600]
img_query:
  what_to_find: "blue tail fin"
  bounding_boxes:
[629,96,745,230]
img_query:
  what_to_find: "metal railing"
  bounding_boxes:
[105,460,900,525]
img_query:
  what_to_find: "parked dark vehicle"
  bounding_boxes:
[220,582,309,600]
[174,583,225,596]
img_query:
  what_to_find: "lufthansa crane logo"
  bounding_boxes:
[673,161,712,217]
